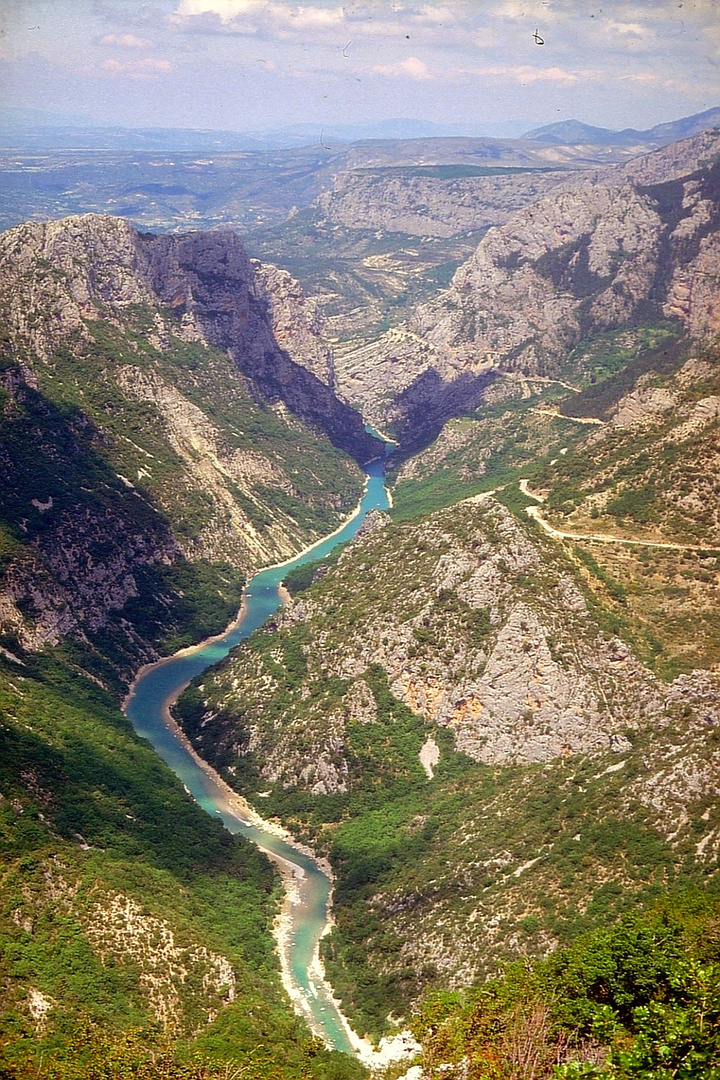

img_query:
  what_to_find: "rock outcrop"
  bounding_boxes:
[180,499,669,789]
[0,215,377,463]
[0,215,369,665]
[333,130,720,447]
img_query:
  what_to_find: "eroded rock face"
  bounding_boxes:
[113,365,308,569]
[315,169,573,238]
[252,261,336,387]
[0,214,373,663]
[0,364,181,654]
[625,670,720,856]
[333,131,720,445]
[183,499,668,789]
[418,183,662,369]
[0,214,376,462]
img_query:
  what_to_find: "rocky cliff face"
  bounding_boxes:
[0,214,369,670]
[314,169,573,238]
[0,215,375,462]
[333,130,720,447]
[0,362,180,657]
[178,498,668,789]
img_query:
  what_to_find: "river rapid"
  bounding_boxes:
[124,455,390,1057]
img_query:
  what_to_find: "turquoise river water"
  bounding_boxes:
[124,454,390,1056]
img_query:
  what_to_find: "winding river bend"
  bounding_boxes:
[124,456,390,1056]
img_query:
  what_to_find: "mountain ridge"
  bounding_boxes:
[330,128,720,448]
[524,105,720,146]
[0,213,376,679]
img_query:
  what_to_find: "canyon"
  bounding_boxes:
[1,108,720,1080]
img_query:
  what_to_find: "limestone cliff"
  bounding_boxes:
[177,498,668,787]
[0,214,369,670]
[333,130,720,447]
[0,215,375,461]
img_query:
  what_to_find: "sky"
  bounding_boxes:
[0,0,719,135]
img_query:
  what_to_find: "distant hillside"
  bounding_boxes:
[332,128,720,448]
[525,104,720,146]
[523,119,620,144]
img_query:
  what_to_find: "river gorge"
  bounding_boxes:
[124,454,391,1061]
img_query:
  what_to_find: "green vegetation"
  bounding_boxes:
[1,301,362,575]
[558,324,684,420]
[0,254,372,1078]
[0,292,365,686]
[57,315,363,547]
[282,550,346,597]
[185,640,708,1045]
[0,358,249,686]
[535,344,720,547]
[412,891,720,1079]
[178,499,719,1044]
[389,391,585,521]
[3,166,718,1080]
[0,647,364,1080]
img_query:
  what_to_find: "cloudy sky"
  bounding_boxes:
[1,0,718,134]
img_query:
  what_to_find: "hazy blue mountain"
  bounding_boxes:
[524,104,720,146]
[0,115,545,153]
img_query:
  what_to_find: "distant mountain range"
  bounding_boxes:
[0,110,532,151]
[523,105,720,146]
[13,105,720,154]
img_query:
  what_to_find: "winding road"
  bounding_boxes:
[520,479,717,552]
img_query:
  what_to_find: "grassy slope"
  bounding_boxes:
[387,324,680,524]
[536,358,720,547]
[516,340,720,678]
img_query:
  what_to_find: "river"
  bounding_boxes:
[124,454,390,1056]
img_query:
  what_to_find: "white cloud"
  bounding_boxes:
[620,71,659,83]
[100,33,152,48]
[175,0,263,20]
[606,20,650,37]
[101,56,173,78]
[490,1,561,21]
[374,55,433,79]
[417,5,457,23]
[289,5,345,26]
[174,1,344,27]
[477,63,597,84]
